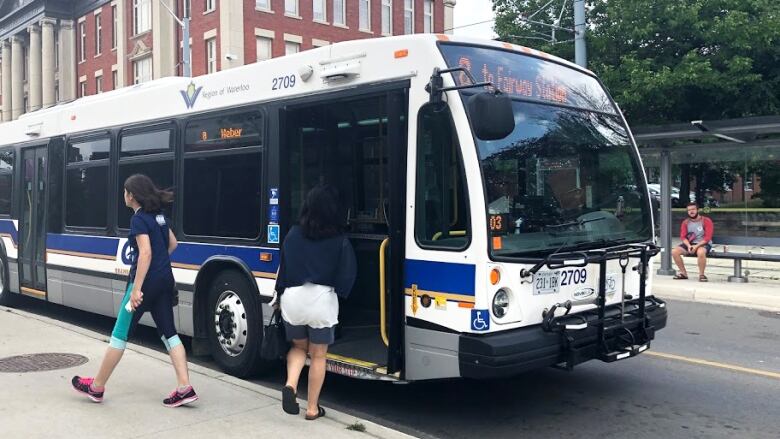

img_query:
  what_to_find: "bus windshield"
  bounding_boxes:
[439,44,652,257]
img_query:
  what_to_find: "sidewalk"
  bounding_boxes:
[652,275,780,312]
[0,306,412,439]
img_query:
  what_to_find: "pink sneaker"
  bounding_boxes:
[71,376,104,403]
[163,386,198,407]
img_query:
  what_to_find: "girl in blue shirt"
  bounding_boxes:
[72,174,197,407]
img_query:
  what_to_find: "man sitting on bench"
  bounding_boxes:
[672,202,714,282]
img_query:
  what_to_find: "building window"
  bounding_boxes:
[23,95,28,112]
[112,5,117,49]
[55,83,59,101]
[205,0,216,12]
[333,0,345,25]
[285,0,298,16]
[80,80,86,97]
[382,0,392,35]
[79,21,86,62]
[96,75,103,93]
[112,70,119,89]
[256,36,272,61]
[133,0,151,35]
[745,174,755,192]
[359,0,370,31]
[424,0,433,33]
[133,56,152,84]
[404,0,414,34]
[54,30,59,69]
[22,47,27,80]
[285,41,300,55]
[206,38,217,73]
[184,0,191,17]
[256,0,270,10]
[95,12,102,55]
[313,0,325,21]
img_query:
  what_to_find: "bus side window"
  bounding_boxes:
[415,104,470,249]
[0,150,13,216]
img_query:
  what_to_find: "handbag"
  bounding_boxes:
[260,308,288,361]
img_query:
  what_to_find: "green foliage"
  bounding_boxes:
[493,0,780,125]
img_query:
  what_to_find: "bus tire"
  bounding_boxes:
[206,269,266,378]
[0,253,13,307]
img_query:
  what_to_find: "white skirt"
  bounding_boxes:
[280,283,339,329]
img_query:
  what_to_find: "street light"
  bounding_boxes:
[158,0,191,77]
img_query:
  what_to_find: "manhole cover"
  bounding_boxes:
[0,353,89,373]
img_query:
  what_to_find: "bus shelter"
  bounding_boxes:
[632,116,780,275]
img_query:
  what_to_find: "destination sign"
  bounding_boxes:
[186,112,262,152]
[439,44,616,114]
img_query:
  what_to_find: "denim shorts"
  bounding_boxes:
[678,243,712,254]
[283,321,335,345]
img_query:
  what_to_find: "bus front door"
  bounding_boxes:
[281,85,408,379]
[18,145,48,299]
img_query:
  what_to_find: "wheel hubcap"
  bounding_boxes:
[213,290,249,357]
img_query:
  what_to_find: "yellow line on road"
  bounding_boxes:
[647,351,780,380]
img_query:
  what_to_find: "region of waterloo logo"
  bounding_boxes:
[180,81,203,109]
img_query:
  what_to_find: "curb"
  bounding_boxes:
[1,305,417,439]
[653,286,780,313]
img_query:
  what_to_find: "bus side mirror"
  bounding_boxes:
[467,91,515,141]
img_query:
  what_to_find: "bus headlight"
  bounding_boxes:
[492,289,510,318]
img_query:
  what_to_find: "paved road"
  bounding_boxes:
[10,296,780,438]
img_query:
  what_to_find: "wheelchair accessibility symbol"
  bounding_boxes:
[471,309,490,331]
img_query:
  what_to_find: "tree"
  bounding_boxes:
[493,0,780,125]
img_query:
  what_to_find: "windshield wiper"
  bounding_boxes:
[544,216,606,230]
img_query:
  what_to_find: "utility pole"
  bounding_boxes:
[159,0,191,77]
[573,0,587,68]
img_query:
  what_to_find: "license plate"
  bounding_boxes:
[534,271,560,295]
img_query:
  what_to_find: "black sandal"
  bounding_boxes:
[673,273,688,280]
[305,405,326,420]
[282,385,300,415]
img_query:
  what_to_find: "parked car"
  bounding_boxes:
[646,184,719,207]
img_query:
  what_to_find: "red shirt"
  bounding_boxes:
[680,216,714,244]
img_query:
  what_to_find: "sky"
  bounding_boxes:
[452,0,498,40]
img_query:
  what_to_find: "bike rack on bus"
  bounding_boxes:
[538,243,663,370]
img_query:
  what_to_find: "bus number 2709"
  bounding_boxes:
[272,75,296,90]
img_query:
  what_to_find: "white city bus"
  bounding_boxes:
[0,34,666,381]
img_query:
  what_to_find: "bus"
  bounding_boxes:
[0,34,667,381]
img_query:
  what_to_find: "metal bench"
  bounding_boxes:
[708,250,780,283]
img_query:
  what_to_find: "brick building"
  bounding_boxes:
[0,0,455,122]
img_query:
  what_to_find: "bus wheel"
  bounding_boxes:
[0,253,13,307]
[206,270,263,378]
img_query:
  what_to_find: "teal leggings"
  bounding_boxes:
[110,281,181,352]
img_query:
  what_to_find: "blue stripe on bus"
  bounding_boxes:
[173,243,280,273]
[404,259,475,296]
[0,219,18,244]
[43,232,280,275]
[47,233,119,256]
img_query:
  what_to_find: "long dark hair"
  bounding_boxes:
[124,174,173,213]
[299,184,342,240]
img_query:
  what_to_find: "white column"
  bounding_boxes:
[58,20,77,101]
[152,0,177,78]
[11,36,23,120]
[1,40,11,121]
[28,24,42,112]
[220,0,245,69]
[444,0,456,35]
[41,18,56,108]
[114,0,126,88]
